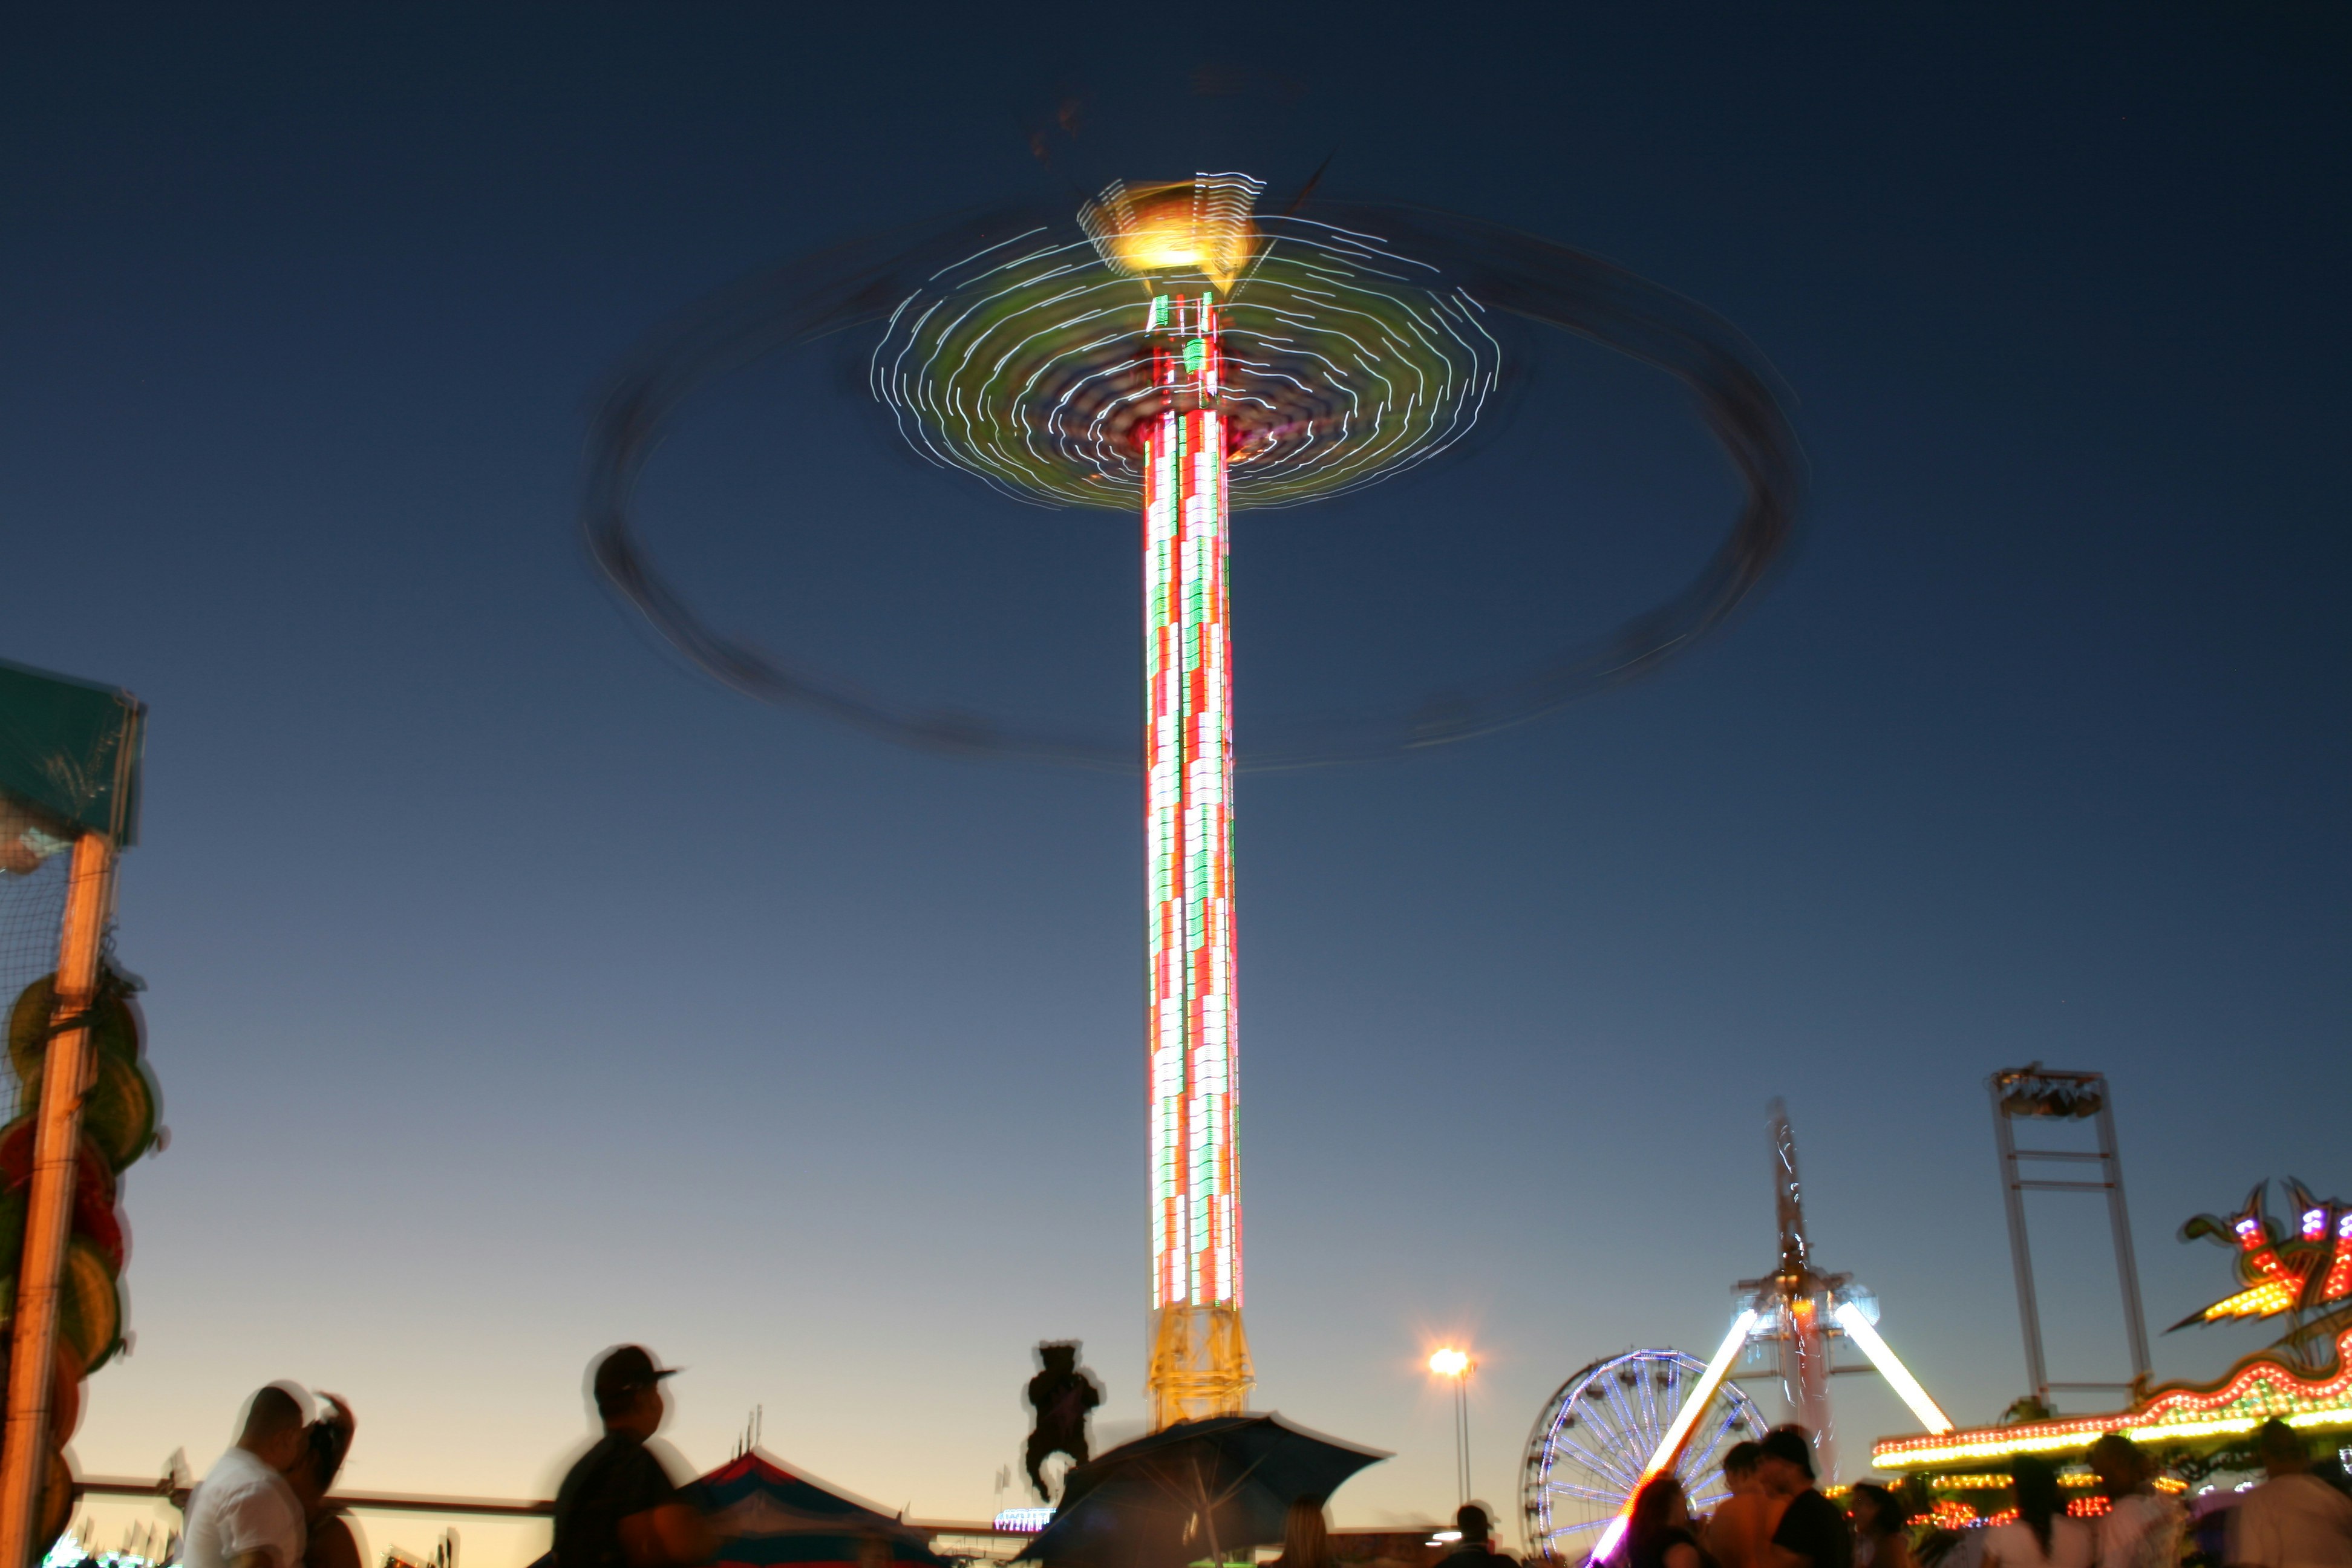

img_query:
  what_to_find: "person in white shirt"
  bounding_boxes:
[183,1385,311,1568]
[2230,1420,2352,1568]
[2090,1433,2184,1568]
[1983,1455,2094,1568]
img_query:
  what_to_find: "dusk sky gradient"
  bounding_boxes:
[3,5,2347,1561]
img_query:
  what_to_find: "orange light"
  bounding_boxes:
[1428,1347,1471,1378]
[1084,178,1259,292]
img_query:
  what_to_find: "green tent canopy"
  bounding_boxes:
[0,658,143,847]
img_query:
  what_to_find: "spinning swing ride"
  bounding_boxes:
[585,169,1803,1432]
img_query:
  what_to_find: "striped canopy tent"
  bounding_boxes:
[689,1451,949,1568]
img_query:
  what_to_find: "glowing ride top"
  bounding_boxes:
[588,170,1802,771]
[871,174,1500,516]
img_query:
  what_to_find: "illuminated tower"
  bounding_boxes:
[1140,287,1248,1426]
[1085,176,1261,1428]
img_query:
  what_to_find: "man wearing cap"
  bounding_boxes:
[554,1347,713,1568]
[1753,1426,1849,1568]
[1438,1504,1515,1568]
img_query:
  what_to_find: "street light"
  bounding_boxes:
[1428,1347,1474,1506]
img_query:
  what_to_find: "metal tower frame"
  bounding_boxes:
[1988,1065,2153,1407]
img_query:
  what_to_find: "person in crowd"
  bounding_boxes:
[1442,1504,1517,1568]
[1754,1427,1851,1568]
[2087,1433,2181,1568]
[1706,1442,1785,1568]
[1272,1497,1336,1568]
[1846,1483,1909,1568]
[1628,1475,1714,1568]
[2228,1419,2352,1568]
[1981,1456,2090,1568]
[553,1345,714,1568]
[183,1385,312,1568]
[285,1394,360,1568]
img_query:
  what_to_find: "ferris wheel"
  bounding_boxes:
[1521,1348,1769,1564]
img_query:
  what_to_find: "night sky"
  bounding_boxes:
[4,4,2347,1555]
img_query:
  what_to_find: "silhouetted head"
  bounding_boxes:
[287,1396,356,1515]
[2010,1455,2062,1552]
[1629,1475,1690,1553]
[1279,1497,1332,1568]
[1039,1342,1079,1374]
[2257,1419,2308,1477]
[238,1384,310,1475]
[1455,1504,1491,1545]
[1723,1442,1763,1494]
[2089,1433,2146,1498]
[1757,1426,1815,1495]
[593,1345,678,1437]
[1848,1483,1904,1539]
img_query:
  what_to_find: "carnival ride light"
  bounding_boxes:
[1081,176,1259,292]
[2171,1182,2352,1333]
[1871,1359,2352,1471]
[1593,1311,1759,1564]
[1831,1301,1953,1434]
[586,181,1800,774]
[2198,1282,2301,1322]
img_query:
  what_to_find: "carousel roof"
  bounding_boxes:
[688,1451,948,1568]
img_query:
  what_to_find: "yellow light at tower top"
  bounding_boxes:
[1428,1347,1471,1378]
[1116,202,1212,272]
[1079,174,1263,293]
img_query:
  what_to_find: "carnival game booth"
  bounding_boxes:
[1871,1174,2352,1525]
[688,1451,949,1568]
[1870,1328,2352,1525]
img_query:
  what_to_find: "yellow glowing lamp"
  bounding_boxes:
[1080,174,1263,293]
[1428,1347,1471,1378]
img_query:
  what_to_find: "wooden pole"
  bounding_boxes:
[0,832,117,1568]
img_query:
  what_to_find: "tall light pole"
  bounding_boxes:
[1429,1347,1474,1508]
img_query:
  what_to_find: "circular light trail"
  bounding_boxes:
[582,192,1803,769]
[870,212,1501,512]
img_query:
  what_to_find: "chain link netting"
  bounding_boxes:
[0,851,69,1129]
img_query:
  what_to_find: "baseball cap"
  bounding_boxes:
[1760,1426,1815,1478]
[593,1345,681,1410]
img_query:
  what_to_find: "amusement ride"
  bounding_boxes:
[1870,1071,2352,1527]
[1521,1102,1948,1563]
[586,169,1802,1432]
